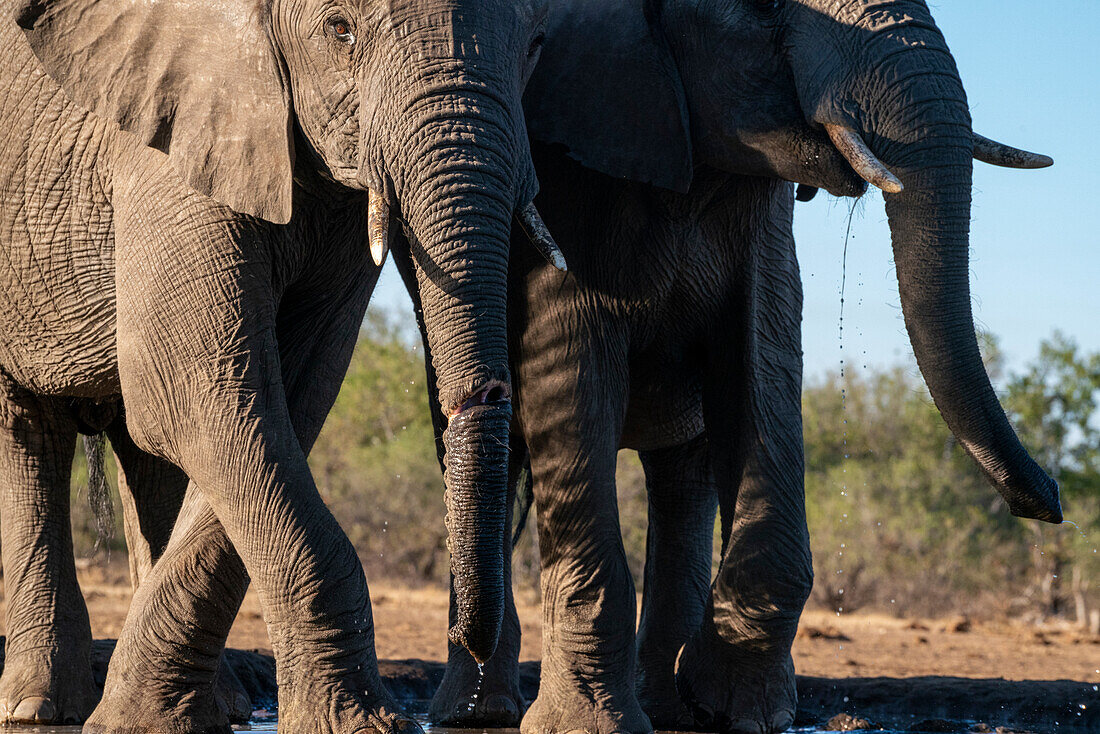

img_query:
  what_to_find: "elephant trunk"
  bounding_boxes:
[442,400,511,662]
[864,38,1062,522]
[392,101,525,663]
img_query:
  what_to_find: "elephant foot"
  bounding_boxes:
[636,670,695,731]
[0,644,99,724]
[85,669,231,734]
[520,666,652,734]
[277,679,422,734]
[676,636,796,734]
[429,648,523,726]
[213,658,252,725]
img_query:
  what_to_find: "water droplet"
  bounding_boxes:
[467,662,486,713]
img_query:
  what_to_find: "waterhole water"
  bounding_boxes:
[11,726,916,734]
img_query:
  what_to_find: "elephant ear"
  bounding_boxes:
[16,0,294,223]
[524,0,692,192]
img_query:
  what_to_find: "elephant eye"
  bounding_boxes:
[325,16,356,44]
[528,33,545,58]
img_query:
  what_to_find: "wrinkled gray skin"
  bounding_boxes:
[0,0,547,729]
[397,0,1063,732]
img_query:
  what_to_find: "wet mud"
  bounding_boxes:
[2,640,1090,733]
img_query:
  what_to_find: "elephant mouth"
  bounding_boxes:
[758,122,869,199]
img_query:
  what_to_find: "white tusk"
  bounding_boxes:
[824,124,904,194]
[973,133,1053,170]
[368,188,390,267]
[516,203,567,272]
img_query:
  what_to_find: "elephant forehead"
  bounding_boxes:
[386,0,524,51]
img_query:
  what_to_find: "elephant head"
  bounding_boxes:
[16,0,558,661]
[526,0,1061,523]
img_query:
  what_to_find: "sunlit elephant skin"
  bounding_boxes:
[397,0,1062,732]
[0,0,549,729]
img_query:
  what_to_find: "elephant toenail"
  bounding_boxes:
[13,696,56,723]
[728,717,767,734]
[482,693,519,718]
[769,711,794,732]
[694,702,715,719]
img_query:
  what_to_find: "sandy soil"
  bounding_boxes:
[51,564,1099,685]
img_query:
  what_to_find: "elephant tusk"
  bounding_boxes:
[368,188,390,267]
[516,203,567,272]
[824,124,904,194]
[972,133,1054,169]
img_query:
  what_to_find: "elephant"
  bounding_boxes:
[0,0,560,729]
[393,0,1063,732]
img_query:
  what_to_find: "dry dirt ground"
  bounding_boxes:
[35,563,1097,685]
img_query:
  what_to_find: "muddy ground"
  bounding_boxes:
[3,565,1098,732]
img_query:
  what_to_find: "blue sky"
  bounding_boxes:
[370,1,1099,382]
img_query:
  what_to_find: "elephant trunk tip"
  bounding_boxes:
[449,612,502,664]
[968,440,1063,524]
[1004,471,1063,525]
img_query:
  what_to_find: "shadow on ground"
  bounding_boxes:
[3,640,1094,732]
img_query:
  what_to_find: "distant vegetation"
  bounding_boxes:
[70,311,1100,624]
[803,333,1099,621]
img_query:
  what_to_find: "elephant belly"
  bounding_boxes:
[0,220,120,398]
[0,31,121,398]
[0,256,119,400]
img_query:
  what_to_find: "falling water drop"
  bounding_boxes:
[1063,520,1094,548]
[835,201,860,632]
[467,661,486,713]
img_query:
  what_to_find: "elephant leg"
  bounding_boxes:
[84,187,404,734]
[105,415,186,591]
[87,484,249,734]
[0,368,98,724]
[676,243,812,734]
[86,279,398,734]
[394,244,524,727]
[635,434,717,729]
[104,416,251,725]
[513,308,648,734]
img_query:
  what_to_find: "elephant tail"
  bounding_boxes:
[510,458,534,550]
[83,434,115,555]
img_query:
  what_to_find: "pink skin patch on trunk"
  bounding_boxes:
[449,382,511,421]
